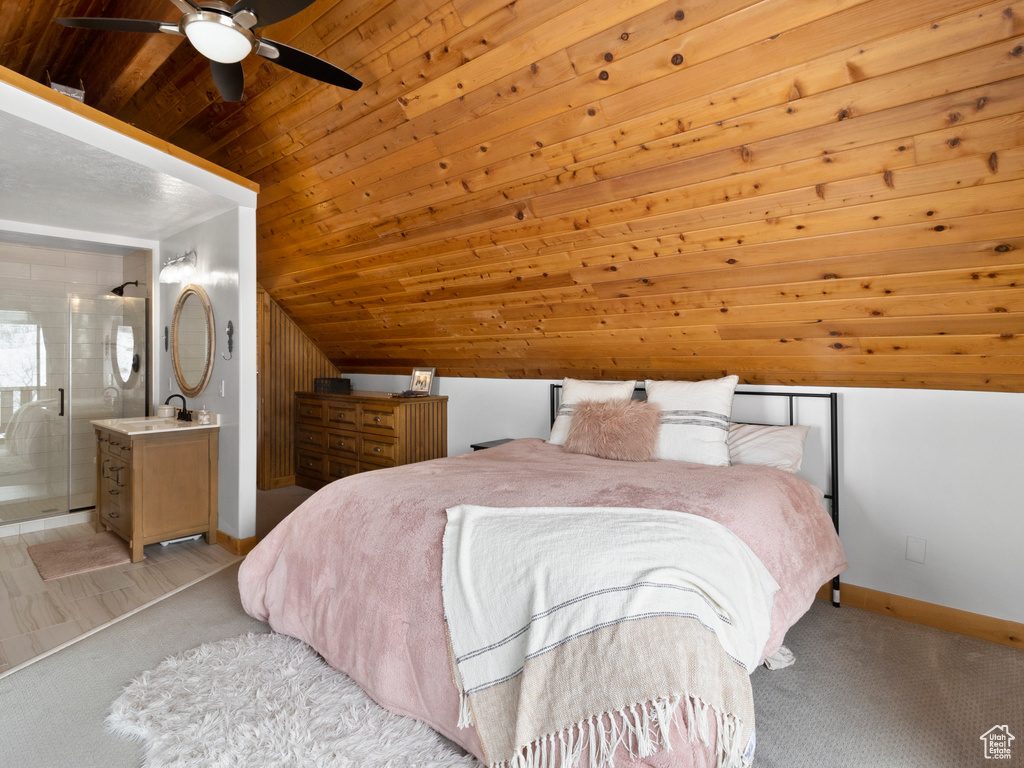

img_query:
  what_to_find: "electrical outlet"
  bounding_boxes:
[906,536,927,564]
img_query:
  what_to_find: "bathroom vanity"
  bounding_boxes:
[91,416,219,562]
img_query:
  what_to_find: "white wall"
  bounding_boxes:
[346,373,1023,625]
[157,208,257,542]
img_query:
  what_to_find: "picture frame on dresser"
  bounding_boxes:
[409,366,435,394]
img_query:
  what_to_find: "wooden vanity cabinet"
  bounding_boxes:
[94,426,219,562]
[96,433,132,539]
[295,391,447,491]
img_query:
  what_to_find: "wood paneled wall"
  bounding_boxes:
[257,285,343,489]
[7,0,1022,391]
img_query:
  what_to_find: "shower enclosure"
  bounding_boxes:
[0,292,148,525]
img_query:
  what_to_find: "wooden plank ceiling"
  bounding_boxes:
[4,0,1023,391]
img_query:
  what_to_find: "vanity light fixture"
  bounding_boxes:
[159,249,198,284]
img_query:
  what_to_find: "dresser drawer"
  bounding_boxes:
[296,424,326,450]
[326,429,358,459]
[99,430,132,458]
[326,457,358,482]
[108,434,133,457]
[296,450,325,480]
[360,404,397,433]
[99,501,130,537]
[294,391,447,490]
[102,456,131,491]
[296,398,325,425]
[327,403,358,429]
[360,435,397,467]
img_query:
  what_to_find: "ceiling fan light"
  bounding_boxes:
[184,18,253,63]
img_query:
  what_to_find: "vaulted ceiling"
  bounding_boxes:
[3,0,1023,390]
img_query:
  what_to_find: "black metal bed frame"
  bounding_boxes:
[550,383,841,607]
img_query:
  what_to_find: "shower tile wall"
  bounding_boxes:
[0,240,150,524]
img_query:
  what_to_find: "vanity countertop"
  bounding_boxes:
[91,415,220,436]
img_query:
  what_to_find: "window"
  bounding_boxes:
[0,320,46,437]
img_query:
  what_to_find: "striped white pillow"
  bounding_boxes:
[547,378,637,445]
[645,376,738,466]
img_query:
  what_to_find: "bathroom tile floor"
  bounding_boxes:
[0,521,240,674]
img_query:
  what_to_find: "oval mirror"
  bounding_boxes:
[111,321,140,389]
[170,284,215,398]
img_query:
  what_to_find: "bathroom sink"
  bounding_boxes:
[113,418,179,431]
[90,415,218,435]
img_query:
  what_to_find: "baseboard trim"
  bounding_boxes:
[216,529,259,556]
[818,583,1023,650]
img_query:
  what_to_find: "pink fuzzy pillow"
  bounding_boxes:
[563,399,661,461]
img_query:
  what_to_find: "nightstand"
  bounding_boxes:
[470,438,515,451]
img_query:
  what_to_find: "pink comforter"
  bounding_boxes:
[239,439,846,767]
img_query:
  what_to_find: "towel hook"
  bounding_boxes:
[222,320,234,360]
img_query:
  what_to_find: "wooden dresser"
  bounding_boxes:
[294,391,448,490]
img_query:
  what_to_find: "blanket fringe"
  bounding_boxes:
[458,688,474,729]
[488,695,749,768]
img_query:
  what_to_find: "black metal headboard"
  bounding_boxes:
[550,383,841,606]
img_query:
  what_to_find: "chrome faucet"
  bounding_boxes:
[164,393,191,421]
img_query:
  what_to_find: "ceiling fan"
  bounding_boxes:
[55,0,361,102]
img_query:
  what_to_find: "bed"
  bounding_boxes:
[239,378,847,768]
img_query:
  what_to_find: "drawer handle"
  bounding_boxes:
[307,435,315,441]
[108,510,119,518]
[374,446,382,453]
[108,489,119,496]
[373,416,382,423]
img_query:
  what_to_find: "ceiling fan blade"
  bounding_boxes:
[256,39,361,90]
[210,60,245,102]
[229,0,317,28]
[55,17,178,35]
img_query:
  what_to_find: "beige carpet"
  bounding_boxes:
[1,562,1021,768]
[27,531,130,580]
[255,485,315,539]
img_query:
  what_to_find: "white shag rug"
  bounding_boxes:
[107,632,481,768]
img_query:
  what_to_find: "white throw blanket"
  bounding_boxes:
[441,505,780,768]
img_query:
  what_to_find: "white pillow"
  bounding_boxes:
[728,424,809,473]
[644,376,738,466]
[547,378,637,445]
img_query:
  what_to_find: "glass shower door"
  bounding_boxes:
[0,292,147,525]
[67,294,148,512]
[0,293,72,522]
